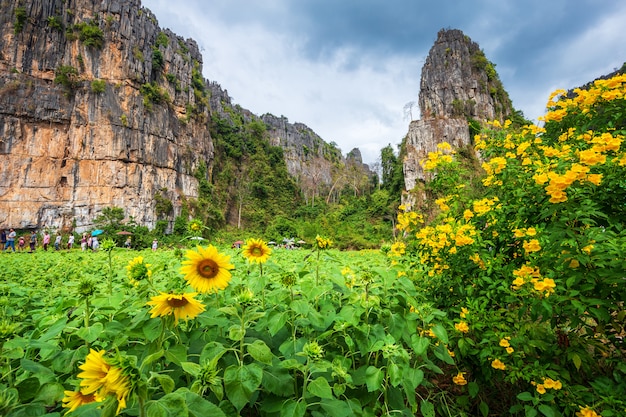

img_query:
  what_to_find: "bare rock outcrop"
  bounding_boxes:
[0,0,213,231]
[403,29,513,195]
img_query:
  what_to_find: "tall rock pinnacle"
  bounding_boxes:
[403,29,513,201]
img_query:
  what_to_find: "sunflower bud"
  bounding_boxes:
[77,278,97,298]
[280,272,297,288]
[302,341,324,361]
[100,238,116,251]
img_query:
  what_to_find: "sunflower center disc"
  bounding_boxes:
[168,297,189,307]
[198,259,218,278]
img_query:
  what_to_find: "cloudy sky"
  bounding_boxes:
[142,0,626,164]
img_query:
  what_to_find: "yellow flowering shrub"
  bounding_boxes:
[393,73,626,416]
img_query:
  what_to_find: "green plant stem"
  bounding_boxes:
[301,368,310,402]
[138,397,146,417]
[84,298,91,329]
[84,297,91,349]
[260,263,265,310]
[316,250,320,285]
[156,317,167,352]
[107,250,113,294]
[239,307,246,366]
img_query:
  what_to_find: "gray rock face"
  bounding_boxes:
[0,0,213,231]
[403,29,513,198]
[261,114,339,185]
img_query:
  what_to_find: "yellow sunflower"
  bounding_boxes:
[61,390,97,412]
[147,292,205,325]
[242,238,272,264]
[104,365,131,414]
[77,349,111,396]
[180,245,234,293]
[72,349,134,415]
[125,256,152,285]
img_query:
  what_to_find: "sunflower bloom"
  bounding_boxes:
[77,349,111,395]
[76,349,132,415]
[147,292,205,325]
[180,245,234,293]
[242,238,272,264]
[62,390,97,412]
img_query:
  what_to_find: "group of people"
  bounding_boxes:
[1,229,95,253]
[1,229,158,252]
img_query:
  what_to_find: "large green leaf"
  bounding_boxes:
[145,392,188,417]
[307,376,333,399]
[34,382,64,406]
[179,388,227,417]
[410,335,430,356]
[247,339,273,365]
[76,322,103,343]
[20,360,54,384]
[420,399,435,417]
[320,398,362,417]
[224,364,263,411]
[280,399,306,417]
[364,366,383,392]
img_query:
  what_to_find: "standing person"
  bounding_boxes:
[87,235,93,251]
[0,229,6,251]
[81,234,87,251]
[152,239,158,251]
[67,234,75,250]
[29,231,37,253]
[43,231,51,251]
[54,233,62,250]
[4,228,16,252]
[91,235,99,251]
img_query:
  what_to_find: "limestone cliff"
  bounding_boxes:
[0,0,375,233]
[0,0,211,231]
[403,29,514,197]
[207,80,372,204]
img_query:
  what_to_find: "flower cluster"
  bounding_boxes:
[532,377,562,394]
[315,235,333,250]
[396,206,424,233]
[511,264,555,296]
[391,72,626,416]
[421,142,455,171]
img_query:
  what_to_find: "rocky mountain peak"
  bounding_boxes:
[403,28,514,202]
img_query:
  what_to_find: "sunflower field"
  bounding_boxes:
[1,74,625,417]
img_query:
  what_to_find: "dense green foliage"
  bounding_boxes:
[90,79,106,94]
[46,15,64,31]
[203,107,397,248]
[13,7,27,34]
[54,65,80,95]
[139,82,170,109]
[74,21,104,49]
